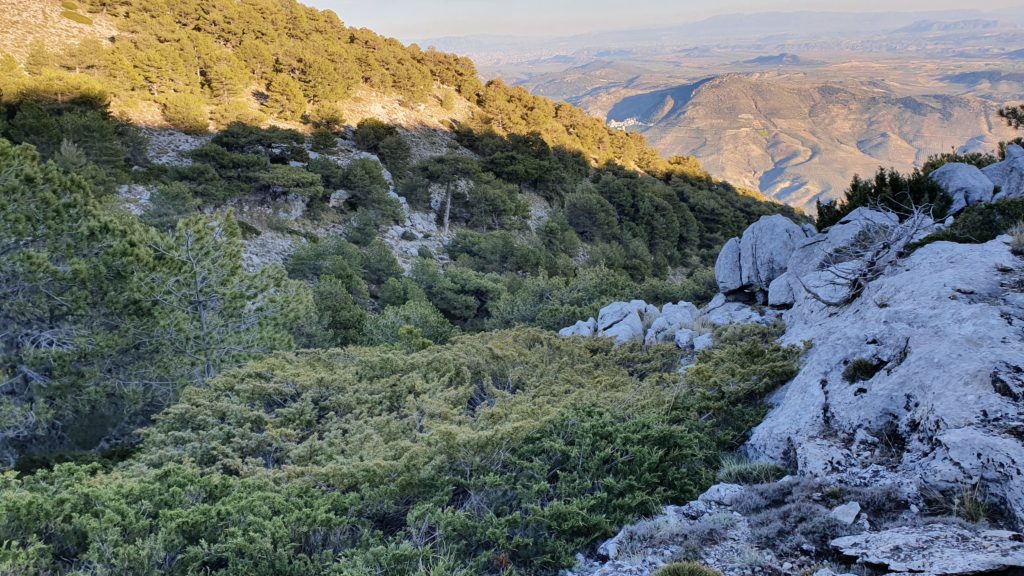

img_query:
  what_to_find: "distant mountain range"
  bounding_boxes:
[419,9,1024,63]
[422,8,1024,211]
[740,53,825,67]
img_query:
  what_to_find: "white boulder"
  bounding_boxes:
[739,214,807,292]
[829,501,861,525]
[600,313,645,345]
[714,237,743,293]
[928,162,994,214]
[982,149,1024,200]
[692,333,714,351]
[673,328,697,350]
[747,236,1024,523]
[644,302,699,345]
[559,318,597,338]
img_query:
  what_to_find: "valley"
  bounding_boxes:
[426,10,1024,210]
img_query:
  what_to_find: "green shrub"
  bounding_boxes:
[340,158,389,206]
[912,199,1024,249]
[565,191,619,241]
[922,150,999,173]
[211,122,305,155]
[61,0,78,9]
[654,562,723,576]
[842,358,883,383]
[816,167,951,230]
[310,127,338,153]
[141,182,199,231]
[0,323,800,575]
[360,239,403,288]
[362,299,457,347]
[161,93,208,133]
[61,10,93,25]
[448,230,554,275]
[353,118,399,152]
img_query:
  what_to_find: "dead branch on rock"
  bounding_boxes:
[800,204,933,307]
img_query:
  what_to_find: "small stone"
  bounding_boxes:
[827,500,860,522]
[693,333,714,351]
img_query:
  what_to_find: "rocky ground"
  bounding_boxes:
[122,126,487,272]
[559,169,1024,574]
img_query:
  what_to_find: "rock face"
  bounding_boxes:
[572,209,1024,576]
[984,152,1024,201]
[715,215,809,296]
[831,525,1024,575]
[714,237,743,293]
[748,235,1024,522]
[928,162,994,213]
[739,215,808,292]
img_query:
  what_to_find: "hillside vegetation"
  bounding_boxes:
[0,2,807,574]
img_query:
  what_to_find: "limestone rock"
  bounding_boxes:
[767,272,796,307]
[715,237,743,293]
[705,302,772,326]
[739,214,806,292]
[644,302,699,345]
[329,189,352,207]
[673,329,696,350]
[661,301,700,326]
[692,333,714,351]
[559,318,597,338]
[747,236,1024,523]
[830,525,1024,575]
[829,501,861,525]
[599,312,645,345]
[697,483,744,506]
[983,153,1024,200]
[598,300,649,332]
[928,163,994,214]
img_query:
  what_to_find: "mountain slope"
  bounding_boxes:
[604,73,1017,210]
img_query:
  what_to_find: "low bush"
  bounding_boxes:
[161,93,208,134]
[654,562,723,576]
[910,199,1024,250]
[842,358,884,383]
[0,328,801,575]
[922,483,995,524]
[1008,222,1024,256]
[717,454,788,485]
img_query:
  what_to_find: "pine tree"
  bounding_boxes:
[141,213,313,384]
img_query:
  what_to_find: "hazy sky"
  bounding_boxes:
[306,0,1019,40]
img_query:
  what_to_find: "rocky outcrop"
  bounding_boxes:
[748,235,1024,523]
[831,525,1024,575]
[645,302,700,345]
[715,215,809,298]
[739,215,808,293]
[572,476,1024,576]
[983,143,1024,201]
[572,208,1024,576]
[928,162,994,214]
[559,318,597,338]
[558,297,774,349]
